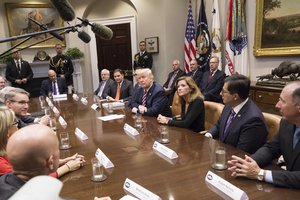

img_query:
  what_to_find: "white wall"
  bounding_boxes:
[0,0,299,92]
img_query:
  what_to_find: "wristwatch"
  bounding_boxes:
[257,169,265,181]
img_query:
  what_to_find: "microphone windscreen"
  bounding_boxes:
[77,31,91,43]
[91,23,113,40]
[50,0,75,21]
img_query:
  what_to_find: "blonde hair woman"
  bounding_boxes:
[157,76,205,132]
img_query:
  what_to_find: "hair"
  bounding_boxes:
[101,69,110,75]
[139,41,145,45]
[224,74,250,100]
[55,43,62,48]
[4,88,29,102]
[173,60,180,65]
[0,75,6,81]
[0,106,15,156]
[113,68,125,76]
[288,81,300,104]
[210,55,219,62]
[140,68,154,80]
[175,76,203,104]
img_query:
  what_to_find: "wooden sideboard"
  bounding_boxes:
[250,83,282,115]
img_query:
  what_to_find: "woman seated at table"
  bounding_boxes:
[157,76,205,132]
[0,106,85,177]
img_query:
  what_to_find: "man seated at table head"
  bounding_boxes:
[5,88,50,128]
[103,68,133,102]
[0,75,6,90]
[205,74,268,154]
[130,68,172,117]
[40,70,67,97]
[0,124,60,200]
[228,81,300,189]
[94,69,114,99]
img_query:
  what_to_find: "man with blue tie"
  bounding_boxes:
[228,81,300,189]
[40,70,67,97]
[205,74,268,154]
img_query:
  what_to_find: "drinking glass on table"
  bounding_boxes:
[91,157,107,182]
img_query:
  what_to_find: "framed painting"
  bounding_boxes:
[145,37,159,53]
[5,3,65,48]
[253,0,300,56]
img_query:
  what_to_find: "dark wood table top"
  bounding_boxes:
[29,96,300,200]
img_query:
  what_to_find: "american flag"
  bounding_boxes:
[184,1,196,73]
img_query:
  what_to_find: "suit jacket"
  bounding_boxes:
[5,59,33,89]
[163,69,186,105]
[252,119,300,189]
[200,69,226,103]
[0,173,26,200]
[94,78,114,98]
[103,79,133,101]
[168,96,205,132]
[49,55,74,85]
[17,116,35,129]
[40,77,67,96]
[130,82,172,117]
[187,68,202,88]
[133,51,153,69]
[209,99,268,154]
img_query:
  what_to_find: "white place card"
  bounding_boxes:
[46,97,50,103]
[47,100,54,108]
[95,148,114,169]
[152,141,178,159]
[123,123,139,136]
[75,128,88,141]
[58,116,67,129]
[98,114,125,121]
[123,178,161,200]
[53,94,67,101]
[205,171,248,200]
[91,104,99,110]
[119,195,139,200]
[81,97,88,105]
[52,106,60,115]
[72,94,79,101]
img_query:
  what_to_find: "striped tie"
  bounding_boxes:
[142,90,147,106]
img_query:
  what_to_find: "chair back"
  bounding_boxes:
[262,112,281,141]
[204,101,224,130]
[171,92,181,117]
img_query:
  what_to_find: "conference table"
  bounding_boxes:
[29,95,300,200]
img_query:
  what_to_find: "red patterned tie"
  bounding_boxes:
[142,90,147,106]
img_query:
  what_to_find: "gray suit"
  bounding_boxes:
[94,78,114,98]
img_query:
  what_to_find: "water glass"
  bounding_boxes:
[59,132,71,150]
[39,95,45,102]
[211,146,227,170]
[107,102,113,113]
[91,157,107,182]
[40,100,47,110]
[160,126,169,144]
[134,113,142,129]
[49,117,57,132]
[44,107,51,116]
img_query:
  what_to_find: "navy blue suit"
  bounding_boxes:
[209,99,268,154]
[200,69,226,103]
[130,82,172,117]
[163,69,186,105]
[187,69,202,88]
[103,79,133,102]
[40,77,67,96]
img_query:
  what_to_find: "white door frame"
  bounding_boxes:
[87,15,137,91]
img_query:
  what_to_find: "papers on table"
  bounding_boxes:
[123,178,161,200]
[102,102,125,109]
[205,171,248,200]
[98,114,125,121]
[95,148,114,168]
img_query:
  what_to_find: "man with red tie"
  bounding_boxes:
[200,56,226,103]
[40,70,67,97]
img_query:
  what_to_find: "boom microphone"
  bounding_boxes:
[77,17,113,40]
[50,0,75,21]
[28,18,64,41]
[77,30,91,43]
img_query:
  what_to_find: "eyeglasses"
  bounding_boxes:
[11,100,29,105]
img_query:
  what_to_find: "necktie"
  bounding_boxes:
[224,109,235,137]
[115,83,121,100]
[142,90,147,106]
[16,61,21,73]
[52,81,57,95]
[98,81,106,97]
[167,72,177,89]
[208,70,213,82]
[293,127,300,149]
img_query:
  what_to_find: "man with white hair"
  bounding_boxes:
[0,75,6,90]
[94,69,114,99]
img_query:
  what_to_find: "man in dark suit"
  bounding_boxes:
[200,56,226,103]
[228,81,300,189]
[187,59,202,88]
[5,49,33,93]
[103,69,133,102]
[130,68,171,117]
[94,69,114,99]
[133,41,153,69]
[163,60,186,105]
[40,70,67,97]
[5,88,49,128]
[49,44,74,93]
[206,74,268,154]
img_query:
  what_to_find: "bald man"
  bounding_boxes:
[40,70,67,96]
[0,124,60,199]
